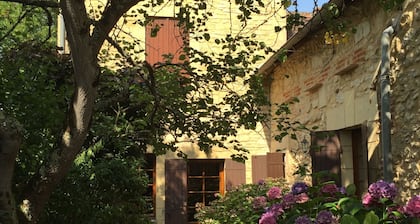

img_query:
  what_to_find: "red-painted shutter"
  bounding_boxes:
[145,17,188,66]
[310,131,342,185]
[224,159,245,191]
[165,159,187,224]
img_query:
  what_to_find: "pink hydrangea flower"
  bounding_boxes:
[281,193,296,209]
[253,196,268,209]
[267,186,282,200]
[295,193,310,204]
[362,192,376,207]
[321,184,339,195]
[259,210,277,224]
[404,195,420,218]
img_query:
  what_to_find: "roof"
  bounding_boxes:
[259,0,346,74]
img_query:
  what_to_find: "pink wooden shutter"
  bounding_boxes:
[224,159,245,191]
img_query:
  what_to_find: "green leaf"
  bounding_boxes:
[341,214,360,224]
[346,184,357,196]
[363,211,379,224]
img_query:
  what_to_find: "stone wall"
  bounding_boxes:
[390,0,420,200]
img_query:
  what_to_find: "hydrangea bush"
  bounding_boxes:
[196,179,420,224]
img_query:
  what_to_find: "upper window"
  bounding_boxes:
[145,17,189,66]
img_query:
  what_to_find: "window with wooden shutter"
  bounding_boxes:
[186,159,224,223]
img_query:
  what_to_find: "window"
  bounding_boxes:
[143,154,156,220]
[164,159,244,224]
[187,160,224,223]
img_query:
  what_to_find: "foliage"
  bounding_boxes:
[197,179,420,224]
[0,43,72,196]
[40,157,151,224]
[0,41,154,222]
[195,178,289,224]
[0,2,56,49]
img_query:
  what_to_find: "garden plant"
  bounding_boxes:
[196,179,420,224]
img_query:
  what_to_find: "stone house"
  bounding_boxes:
[260,0,419,201]
[57,1,290,224]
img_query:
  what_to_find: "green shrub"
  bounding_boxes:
[40,157,152,224]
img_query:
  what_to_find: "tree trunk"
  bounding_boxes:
[16,1,142,222]
[16,1,99,222]
[0,115,21,224]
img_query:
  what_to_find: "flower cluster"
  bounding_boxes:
[196,179,420,224]
[258,180,419,224]
[362,180,397,207]
[404,195,420,218]
[258,182,341,224]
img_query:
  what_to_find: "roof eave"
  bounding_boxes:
[259,0,346,75]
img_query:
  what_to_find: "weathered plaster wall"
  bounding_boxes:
[390,0,420,200]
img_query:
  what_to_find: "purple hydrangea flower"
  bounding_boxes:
[292,182,309,195]
[258,179,266,185]
[281,193,296,209]
[404,195,420,218]
[259,210,277,224]
[339,186,346,195]
[368,180,397,200]
[295,215,312,224]
[253,196,268,209]
[267,186,282,200]
[315,210,337,224]
[268,203,284,216]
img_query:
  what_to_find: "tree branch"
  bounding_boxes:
[0,7,31,43]
[0,0,58,8]
[91,0,141,54]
